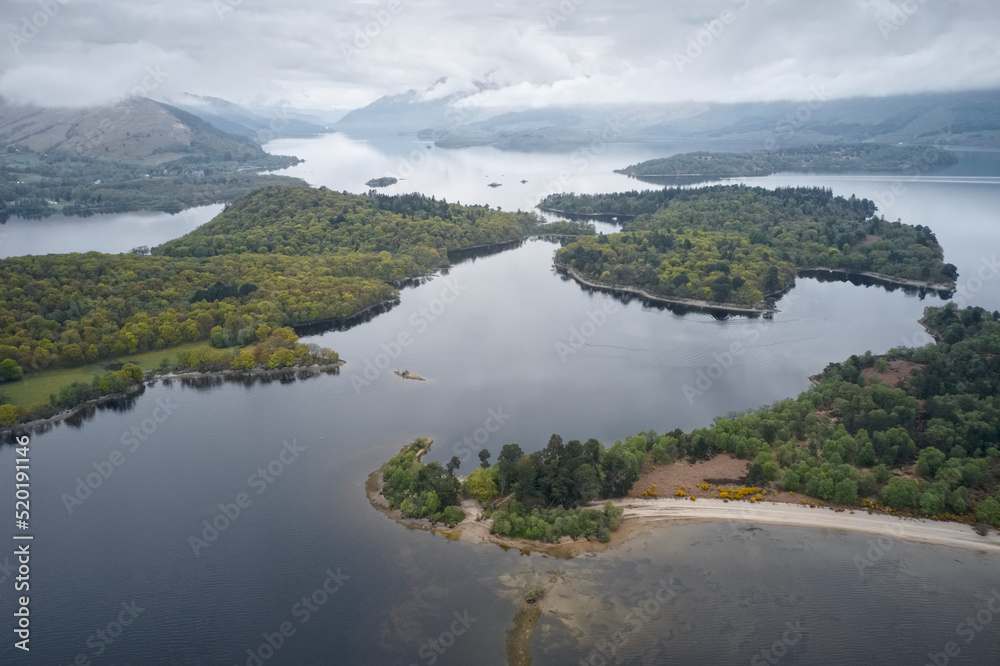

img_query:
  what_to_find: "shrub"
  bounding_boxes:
[442,505,465,527]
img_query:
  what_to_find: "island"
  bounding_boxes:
[615,144,957,185]
[545,185,956,313]
[365,176,398,188]
[0,185,589,426]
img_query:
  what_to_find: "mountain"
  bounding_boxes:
[169,94,331,141]
[0,97,306,220]
[0,96,300,166]
[334,77,498,135]
[333,86,1000,150]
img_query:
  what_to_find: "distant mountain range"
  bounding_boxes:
[333,84,1000,151]
[167,94,335,142]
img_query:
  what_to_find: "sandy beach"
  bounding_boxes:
[603,496,1000,554]
[368,445,1000,558]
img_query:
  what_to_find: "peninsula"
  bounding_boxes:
[548,185,956,311]
[615,144,957,185]
[367,305,1000,557]
[0,186,575,425]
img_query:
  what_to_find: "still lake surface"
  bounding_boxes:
[1,136,999,665]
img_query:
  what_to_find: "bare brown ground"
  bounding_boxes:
[629,453,812,504]
[860,234,882,246]
[861,358,921,388]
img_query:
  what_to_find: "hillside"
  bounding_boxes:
[0,97,305,219]
[0,97,297,164]
[168,94,330,141]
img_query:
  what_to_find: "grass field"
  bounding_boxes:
[1,340,213,407]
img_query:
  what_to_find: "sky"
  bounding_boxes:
[1,0,999,111]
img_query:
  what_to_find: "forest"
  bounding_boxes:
[0,147,305,220]
[0,326,338,426]
[615,144,957,182]
[0,186,554,424]
[463,304,1000,542]
[380,438,466,527]
[553,185,955,307]
[377,434,631,542]
[155,185,541,259]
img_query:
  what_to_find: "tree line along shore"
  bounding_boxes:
[547,185,956,310]
[371,304,1000,548]
[0,186,591,425]
[0,182,964,432]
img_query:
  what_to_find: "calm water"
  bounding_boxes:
[0,205,223,259]
[1,138,999,665]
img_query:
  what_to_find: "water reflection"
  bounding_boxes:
[799,268,955,299]
[0,367,341,442]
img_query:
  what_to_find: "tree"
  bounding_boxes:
[478,448,491,469]
[834,478,858,504]
[231,350,257,370]
[421,491,442,518]
[465,467,498,504]
[976,497,1000,527]
[0,359,23,382]
[119,364,143,380]
[920,489,945,516]
[916,447,946,477]
[60,344,84,365]
[572,464,601,504]
[746,462,766,486]
[267,348,295,368]
[446,456,461,476]
[763,266,782,293]
[0,404,21,426]
[497,443,523,494]
[881,477,919,509]
[781,470,800,492]
[442,505,465,526]
[857,441,876,466]
[209,326,232,348]
[601,446,639,497]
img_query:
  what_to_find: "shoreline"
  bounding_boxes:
[299,232,589,333]
[602,497,1000,555]
[367,445,999,559]
[449,232,594,256]
[536,206,635,220]
[2,360,345,434]
[555,263,956,317]
[368,466,1000,557]
[554,263,777,315]
[798,266,955,294]
[365,457,637,559]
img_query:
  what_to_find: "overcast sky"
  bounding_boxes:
[1,0,998,111]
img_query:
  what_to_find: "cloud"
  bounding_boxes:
[0,0,997,110]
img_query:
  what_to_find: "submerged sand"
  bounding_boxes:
[604,497,1000,555]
